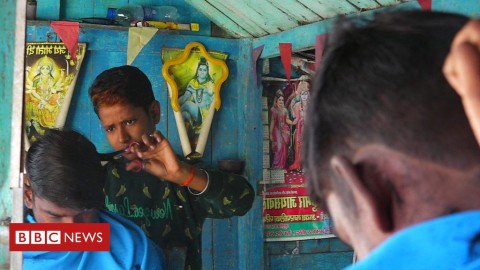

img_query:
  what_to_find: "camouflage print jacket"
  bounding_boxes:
[103,158,255,270]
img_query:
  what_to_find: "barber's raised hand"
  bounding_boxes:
[126,131,189,185]
[443,19,480,145]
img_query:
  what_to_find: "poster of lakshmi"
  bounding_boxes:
[262,77,334,241]
[24,42,87,149]
[162,44,228,159]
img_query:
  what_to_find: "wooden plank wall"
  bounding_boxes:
[185,0,406,38]
[253,0,480,59]
[253,1,419,59]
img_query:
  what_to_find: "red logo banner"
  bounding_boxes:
[10,223,110,251]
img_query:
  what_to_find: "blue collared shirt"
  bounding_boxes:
[347,211,480,270]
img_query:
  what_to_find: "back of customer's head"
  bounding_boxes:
[303,10,478,208]
[26,129,105,210]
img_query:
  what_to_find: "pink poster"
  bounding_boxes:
[261,77,334,241]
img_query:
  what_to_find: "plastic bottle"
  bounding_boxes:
[150,6,179,21]
[114,5,155,26]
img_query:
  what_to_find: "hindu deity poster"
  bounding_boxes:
[261,77,334,241]
[24,42,87,149]
[162,42,229,159]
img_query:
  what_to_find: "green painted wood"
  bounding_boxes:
[61,0,95,19]
[206,0,270,37]
[185,0,251,38]
[243,0,298,32]
[0,4,15,180]
[99,0,128,9]
[433,0,480,17]
[36,0,60,20]
[347,0,381,10]
[266,0,324,22]
[300,0,357,19]
[376,0,409,6]
[253,1,419,59]
[186,0,400,38]
[253,17,331,59]
[0,0,16,267]
[166,1,214,36]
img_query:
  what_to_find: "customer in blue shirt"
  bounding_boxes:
[303,10,480,269]
[23,129,166,270]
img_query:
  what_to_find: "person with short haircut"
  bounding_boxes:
[89,65,255,270]
[23,129,165,269]
[303,10,480,269]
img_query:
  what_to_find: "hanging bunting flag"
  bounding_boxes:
[50,21,80,61]
[417,0,432,10]
[279,43,292,81]
[127,27,158,65]
[252,45,264,85]
[315,34,327,71]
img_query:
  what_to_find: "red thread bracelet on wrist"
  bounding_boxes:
[180,166,196,187]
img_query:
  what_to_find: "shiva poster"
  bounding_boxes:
[162,42,229,159]
[261,76,334,241]
[24,42,87,149]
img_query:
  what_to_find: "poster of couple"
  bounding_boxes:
[264,78,311,184]
[262,76,333,241]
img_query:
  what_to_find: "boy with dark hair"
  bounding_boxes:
[89,65,255,270]
[24,129,165,269]
[303,10,480,269]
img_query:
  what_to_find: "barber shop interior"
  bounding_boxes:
[2,0,480,269]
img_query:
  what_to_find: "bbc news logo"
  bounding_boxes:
[10,223,110,251]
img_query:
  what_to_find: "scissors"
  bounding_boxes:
[98,141,143,172]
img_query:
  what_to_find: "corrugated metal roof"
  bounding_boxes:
[185,0,413,38]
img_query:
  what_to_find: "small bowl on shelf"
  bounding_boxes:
[218,159,245,174]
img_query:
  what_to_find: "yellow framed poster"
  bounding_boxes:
[162,42,229,159]
[24,42,87,149]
